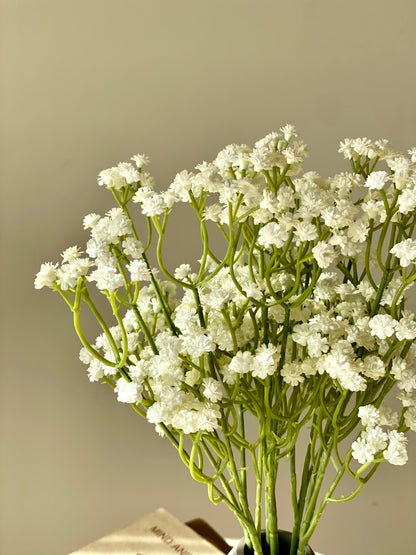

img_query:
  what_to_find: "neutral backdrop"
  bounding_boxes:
[1,1,416,554]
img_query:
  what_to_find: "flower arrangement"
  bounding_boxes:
[36,125,416,555]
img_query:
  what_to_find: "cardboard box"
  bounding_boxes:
[69,508,229,555]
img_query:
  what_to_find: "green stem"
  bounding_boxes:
[290,447,300,555]
[265,449,279,554]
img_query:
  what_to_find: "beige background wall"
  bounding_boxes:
[1,1,416,554]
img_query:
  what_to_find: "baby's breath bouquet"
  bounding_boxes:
[36,126,416,555]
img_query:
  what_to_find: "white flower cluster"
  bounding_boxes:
[35,207,144,292]
[352,405,408,466]
[36,127,416,464]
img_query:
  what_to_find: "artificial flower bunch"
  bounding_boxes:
[36,126,416,555]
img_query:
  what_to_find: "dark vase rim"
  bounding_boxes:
[241,530,315,555]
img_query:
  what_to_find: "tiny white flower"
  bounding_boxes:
[181,332,216,359]
[83,213,101,230]
[122,237,144,259]
[361,356,386,380]
[114,378,142,403]
[352,436,376,464]
[397,186,416,214]
[295,221,318,242]
[174,264,192,280]
[357,280,376,302]
[202,377,223,403]
[56,263,81,290]
[61,246,82,263]
[229,351,254,375]
[396,316,416,341]
[258,222,289,249]
[365,171,389,190]
[252,344,280,379]
[281,362,305,386]
[131,153,150,169]
[280,124,298,141]
[369,314,397,339]
[129,359,149,383]
[128,259,151,282]
[203,204,223,222]
[132,186,155,204]
[98,167,127,190]
[352,137,372,157]
[169,170,194,202]
[383,430,408,465]
[347,220,369,243]
[339,370,367,392]
[390,239,416,267]
[358,405,380,428]
[88,266,124,292]
[140,194,167,217]
[338,139,355,160]
[391,358,409,381]
[117,162,140,184]
[365,426,388,451]
[312,242,337,269]
[34,262,58,289]
[361,199,386,221]
[352,426,388,464]
[161,190,179,209]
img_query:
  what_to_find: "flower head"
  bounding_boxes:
[34,262,58,289]
[390,239,416,267]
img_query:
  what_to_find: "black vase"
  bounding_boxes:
[230,530,315,555]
